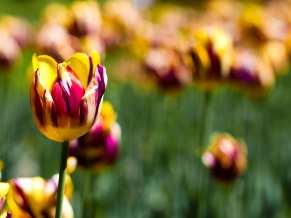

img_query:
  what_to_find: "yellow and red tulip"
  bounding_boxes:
[188,26,233,89]
[6,174,73,218]
[69,101,121,173]
[30,51,107,142]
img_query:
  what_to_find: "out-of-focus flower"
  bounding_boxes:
[239,3,266,45]
[80,35,106,60]
[0,28,21,70]
[69,101,121,173]
[144,47,192,92]
[228,47,274,96]
[30,51,107,142]
[35,24,81,62]
[41,2,72,28]
[102,0,143,47]
[202,133,247,183]
[0,182,11,218]
[6,174,73,218]
[260,40,289,75]
[68,1,102,37]
[0,16,33,48]
[188,26,233,89]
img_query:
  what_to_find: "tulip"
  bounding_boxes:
[188,26,233,89]
[30,50,107,142]
[228,47,274,96]
[6,175,73,218]
[202,133,247,183]
[69,101,121,173]
[0,182,11,218]
[144,47,192,92]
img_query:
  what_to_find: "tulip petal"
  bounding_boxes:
[90,50,101,74]
[35,55,58,92]
[82,65,107,127]
[65,53,91,88]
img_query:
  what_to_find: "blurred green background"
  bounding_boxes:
[0,0,291,218]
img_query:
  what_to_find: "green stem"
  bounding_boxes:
[198,90,213,147]
[82,171,95,218]
[197,90,213,218]
[55,141,70,218]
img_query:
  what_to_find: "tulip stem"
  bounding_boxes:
[55,141,70,218]
[82,171,95,218]
[197,90,213,218]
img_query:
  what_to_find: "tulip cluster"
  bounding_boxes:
[69,101,121,173]
[202,133,247,183]
[35,1,105,63]
[81,0,288,95]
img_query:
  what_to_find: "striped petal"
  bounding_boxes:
[81,65,107,128]
[7,175,73,218]
[33,54,58,92]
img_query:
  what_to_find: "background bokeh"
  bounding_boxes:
[0,0,291,217]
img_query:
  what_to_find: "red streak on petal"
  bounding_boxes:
[33,78,45,127]
[51,82,68,117]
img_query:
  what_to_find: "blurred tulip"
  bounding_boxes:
[80,35,106,60]
[0,28,21,70]
[68,1,102,37]
[0,183,11,218]
[144,47,192,92]
[202,133,247,183]
[188,26,233,89]
[102,0,143,47]
[35,24,81,62]
[30,51,107,142]
[228,47,274,95]
[6,174,73,218]
[41,2,72,28]
[69,101,121,173]
[239,3,266,45]
[0,16,33,48]
[260,40,289,75]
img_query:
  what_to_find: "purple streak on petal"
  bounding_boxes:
[51,100,58,127]
[32,73,45,127]
[207,43,221,79]
[91,65,106,126]
[79,100,88,125]
[6,212,12,218]
[87,56,93,86]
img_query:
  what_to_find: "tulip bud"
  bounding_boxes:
[69,101,121,173]
[6,175,73,218]
[30,51,107,142]
[202,133,247,183]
